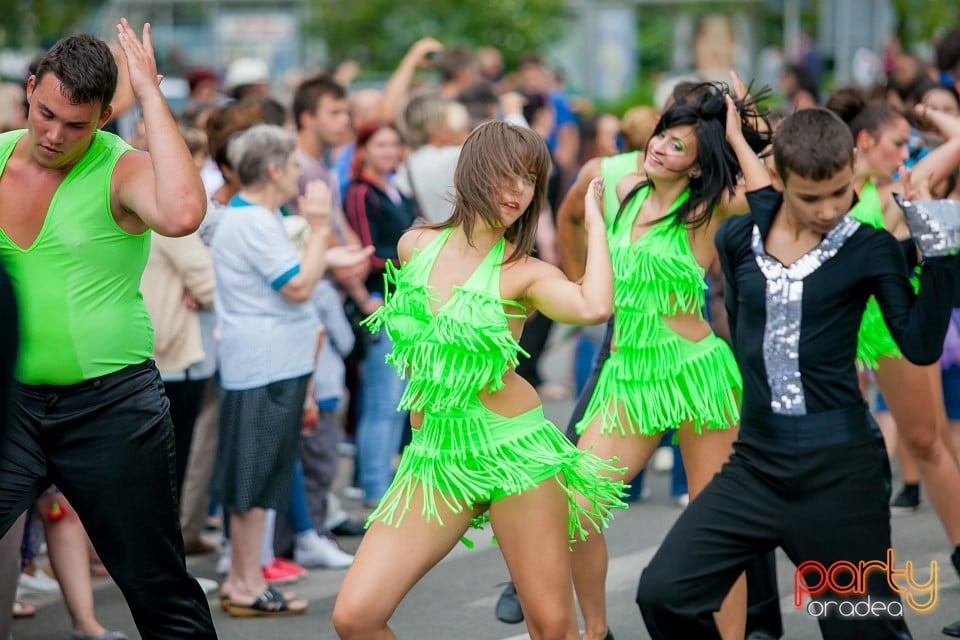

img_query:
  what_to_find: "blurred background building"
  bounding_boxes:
[0,0,938,112]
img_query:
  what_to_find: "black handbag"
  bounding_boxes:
[342,297,370,365]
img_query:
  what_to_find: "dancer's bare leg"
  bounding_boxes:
[877,358,960,545]
[572,410,661,640]
[677,424,746,640]
[333,489,482,639]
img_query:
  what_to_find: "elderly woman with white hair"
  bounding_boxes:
[211,124,371,617]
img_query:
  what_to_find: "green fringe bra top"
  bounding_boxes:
[608,185,705,353]
[362,227,529,412]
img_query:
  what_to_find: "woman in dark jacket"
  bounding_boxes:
[344,120,420,506]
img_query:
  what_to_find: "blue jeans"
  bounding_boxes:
[357,330,408,501]
[573,331,601,396]
[628,436,688,501]
[287,460,313,534]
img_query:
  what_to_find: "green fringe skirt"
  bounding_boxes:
[856,270,919,371]
[575,325,741,437]
[365,398,628,543]
[856,296,902,371]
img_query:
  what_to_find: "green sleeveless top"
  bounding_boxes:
[0,129,152,384]
[600,151,640,215]
[849,181,884,229]
[848,180,912,368]
[607,186,704,346]
[363,227,528,412]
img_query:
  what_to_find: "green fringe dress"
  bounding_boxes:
[574,186,742,437]
[850,181,916,370]
[362,227,627,542]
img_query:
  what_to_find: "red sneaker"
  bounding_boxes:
[262,558,306,585]
[273,558,307,577]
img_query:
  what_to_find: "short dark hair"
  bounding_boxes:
[35,34,117,109]
[915,81,960,110]
[205,96,275,170]
[291,75,346,131]
[773,108,854,183]
[436,48,472,83]
[825,85,903,142]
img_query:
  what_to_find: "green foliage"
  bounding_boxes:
[891,0,960,50]
[310,0,568,70]
[0,0,101,49]
[635,8,674,79]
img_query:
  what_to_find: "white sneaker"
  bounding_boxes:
[18,570,59,594]
[294,531,353,568]
[674,493,690,508]
[651,447,674,473]
[324,493,348,530]
[215,543,231,576]
[342,486,364,501]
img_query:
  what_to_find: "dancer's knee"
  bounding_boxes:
[523,608,577,640]
[902,423,942,461]
[333,592,388,638]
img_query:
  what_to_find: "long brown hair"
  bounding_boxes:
[437,120,551,263]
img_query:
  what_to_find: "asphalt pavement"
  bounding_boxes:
[12,328,960,639]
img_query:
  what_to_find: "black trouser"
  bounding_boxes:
[0,259,17,436]
[164,377,209,500]
[517,310,554,388]
[0,360,217,639]
[637,406,911,640]
[572,319,784,637]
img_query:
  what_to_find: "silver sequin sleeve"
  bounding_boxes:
[895,195,960,258]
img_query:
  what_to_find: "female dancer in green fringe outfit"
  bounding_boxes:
[566,77,770,640]
[332,120,627,640]
[826,87,960,572]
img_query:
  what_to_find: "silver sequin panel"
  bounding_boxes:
[894,195,960,257]
[751,216,861,415]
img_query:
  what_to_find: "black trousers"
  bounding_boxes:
[637,406,911,640]
[0,360,217,639]
[0,259,17,435]
[569,319,783,636]
[164,377,209,501]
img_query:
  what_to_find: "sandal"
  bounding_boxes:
[222,587,307,618]
[220,586,295,610]
[13,599,35,618]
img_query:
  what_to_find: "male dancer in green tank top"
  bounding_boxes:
[0,23,217,639]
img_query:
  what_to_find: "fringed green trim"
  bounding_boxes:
[575,339,742,436]
[360,258,419,334]
[365,415,628,544]
[606,339,685,380]
[361,254,529,414]
[856,296,902,371]
[611,237,706,318]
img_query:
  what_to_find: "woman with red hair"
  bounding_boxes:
[344,120,420,507]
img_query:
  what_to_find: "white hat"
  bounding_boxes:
[224,57,269,90]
